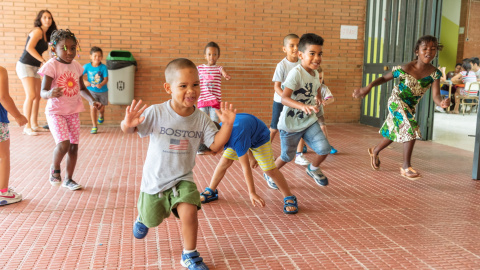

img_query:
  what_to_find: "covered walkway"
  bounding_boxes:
[1,124,479,269]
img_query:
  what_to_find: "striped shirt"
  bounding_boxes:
[461,71,477,84]
[197,64,223,109]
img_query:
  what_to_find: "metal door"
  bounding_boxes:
[360,0,442,140]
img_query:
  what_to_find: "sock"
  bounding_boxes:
[296,152,301,156]
[183,249,197,254]
[309,164,319,171]
[0,188,8,193]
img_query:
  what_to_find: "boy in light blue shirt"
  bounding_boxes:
[83,46,108,134]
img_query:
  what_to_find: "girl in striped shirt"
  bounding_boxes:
[197,42,231,154]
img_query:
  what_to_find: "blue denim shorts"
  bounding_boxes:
[270,101,284,130]
[279,122,331,162]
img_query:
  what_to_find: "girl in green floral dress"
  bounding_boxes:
[353,35,450,179]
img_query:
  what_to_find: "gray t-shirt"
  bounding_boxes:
[476,69,480,80]
[272,58,301,103]
[137,100,218,194]
[278,64,321,133]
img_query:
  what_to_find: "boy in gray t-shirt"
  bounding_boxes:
[271,33,331,187]
[121,58,236,270]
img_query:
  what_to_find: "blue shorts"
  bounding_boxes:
[270,101,284,130]
[279,122,331,162]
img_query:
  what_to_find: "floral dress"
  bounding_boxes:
[380,66,442,142]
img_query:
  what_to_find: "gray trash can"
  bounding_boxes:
[106,50,137,105]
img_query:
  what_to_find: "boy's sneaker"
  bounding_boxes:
[306,165,329,186]
[0,188,22,206]
[181,251,209,270]
[295,153,310,165]
[97,117,104,124]
[133,217,149,239]
[330,146,338,154]
[263,173,278,189]
[62,179,83,191]
[302,145,307,153]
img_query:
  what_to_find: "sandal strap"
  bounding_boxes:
[284,195,297,204]
[203,187,217,195]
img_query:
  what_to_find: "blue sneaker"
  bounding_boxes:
[330,146,338,154]
[181,251,209,270]
[133,218,148,239]
[302,145,307,153]
[263,172,278,189]
[306,165,328,186]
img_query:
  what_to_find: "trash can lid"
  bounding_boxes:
[107,50,135,62]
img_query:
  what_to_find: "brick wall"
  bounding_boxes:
[0,0,367,126]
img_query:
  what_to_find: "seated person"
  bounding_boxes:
[451,61,478,113]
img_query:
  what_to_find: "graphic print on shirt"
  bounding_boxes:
[286,82,315,119]
[169,138,189,150]
[92,72,103,85]
[57,71,79,97]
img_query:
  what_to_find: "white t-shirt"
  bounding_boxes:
[475,69,480,80]
[272,58,301,102]
[278,64,321,133]
[137,100,218,194]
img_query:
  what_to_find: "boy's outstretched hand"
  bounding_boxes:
[123,99,147,128]
[215,102,236,125]
[249,192,266,208]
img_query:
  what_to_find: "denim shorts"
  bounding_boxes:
[270,101,284,130]
[199,106,219,123]
[279,121,331,162]
[16,61,41,79]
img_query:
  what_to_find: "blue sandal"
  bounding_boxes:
[283,195,298,214]
[200,187,218,204]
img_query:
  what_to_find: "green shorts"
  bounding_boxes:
[137,180,201,228]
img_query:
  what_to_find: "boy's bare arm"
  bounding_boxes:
[273,81,283,97]
[121,99,147,134]
[281,87,319,115]
[209,102,236,152]
[97,77,108,88]
[79,77,103,110]
[238,154,265,207]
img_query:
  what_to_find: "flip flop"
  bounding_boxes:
[368,147,380,170]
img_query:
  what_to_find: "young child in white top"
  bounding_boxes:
[121,58,236,270]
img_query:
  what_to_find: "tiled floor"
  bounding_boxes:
[1,124,479,269]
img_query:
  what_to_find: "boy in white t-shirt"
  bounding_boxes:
[264,33,331,188]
